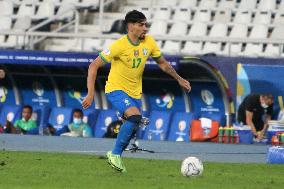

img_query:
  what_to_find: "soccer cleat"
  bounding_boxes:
[106,151,127,173]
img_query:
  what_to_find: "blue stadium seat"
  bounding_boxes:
[94,109,118,138]
[82,109,99,136]
[136,110,150,139]
[0,105,21,126]
[189,81,225,125]
[167,112,195,142]
[48,107,72,136]
[15,75,58,108]
[54,77,100,109]
[32,106,50,134]
[143,80,187,112]
[143,110,172,141]
[0,77,17,105]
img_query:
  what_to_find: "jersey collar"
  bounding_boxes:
[127,35,140,46]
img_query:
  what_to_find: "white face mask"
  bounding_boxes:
[73,118,82,124]
[261,103,268,109]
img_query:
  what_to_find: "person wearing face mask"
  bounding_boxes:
[60,109,91,137]
[237,94,274,141]
[14,105,37,134]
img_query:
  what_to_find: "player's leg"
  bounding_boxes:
[113,106,141,154]
[105,91,142,172]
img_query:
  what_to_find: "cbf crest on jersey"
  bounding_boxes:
[142,48,148,56]
[134,50,139,57]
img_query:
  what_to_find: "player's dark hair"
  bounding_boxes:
[125,10,146,23]
[262,94,273,100]
[73,109,83,117]
[23,105,33,113]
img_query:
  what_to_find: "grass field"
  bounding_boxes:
[0,151,283,189]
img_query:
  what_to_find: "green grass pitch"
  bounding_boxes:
[0,151,283,189]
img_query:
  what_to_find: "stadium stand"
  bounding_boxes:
[1,0,284,145]
[142,110,172,141]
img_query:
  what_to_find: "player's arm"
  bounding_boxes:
[155,56,191,92]
[82,57,104,109]
[245,110,257,136]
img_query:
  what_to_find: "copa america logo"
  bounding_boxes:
[201,89,214,105]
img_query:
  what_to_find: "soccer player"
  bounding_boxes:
[82,10,191,172]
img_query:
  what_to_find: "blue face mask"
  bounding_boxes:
[73,118,82,125]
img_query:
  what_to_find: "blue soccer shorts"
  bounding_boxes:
[106,90,142,116]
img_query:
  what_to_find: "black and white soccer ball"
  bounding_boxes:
[181,157,203,177]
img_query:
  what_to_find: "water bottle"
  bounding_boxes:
[234,130,239,144]
[218,127,224,143]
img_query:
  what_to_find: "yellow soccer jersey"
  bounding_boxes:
[99,35,161,99]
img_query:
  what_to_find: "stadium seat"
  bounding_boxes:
[17,2,36,18]
[55,3,75,21]
[15,75,58,108]
[229,24,248,39]
[189,81,225,125]
[5,29,27,48]
[102,39,116,50]
[167,112,195,142]
[104,19,127,34]
[143,110,171,141]
[14,16,32,30]
[32,105,50,134]
[258,0,276,11]
[218,0,236,9]
[253,11,271,25]
[0,105,21,126]
[262,44,281,58]
[154,0,177,7]
[198,0,217,9]
[35,1,55,19]
[143,79,187,112]
[202,42,222,55]
[80,0,99,8]
[48,107,72,136]
[121,7,152,20]
[0,1,13,16]
[213,9,232,23]
[148,20,167,36]
[61,0,78,5]
[224,43,243,56]
[270,26,284,39]
[168,22,188,37]
[55,76,99,109]
[172,8,191,22]
[0,35,5,44]
[93,109,118,138]
[83,38,103,52]
[181,41,203,55]
[162,41,180,55]
[278,1,284,10]
[178,0,197,7]
[0,16,12,31]
[193,9,211,23]
[234,11,252,24]
[209,23,228,38]
[241,43,263,57]
[188,22,207,37]
[238,0,257,10]
[249,24,268,39]
[273,12,284,25]
[82,109,98,136]
[152,7,171,21]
